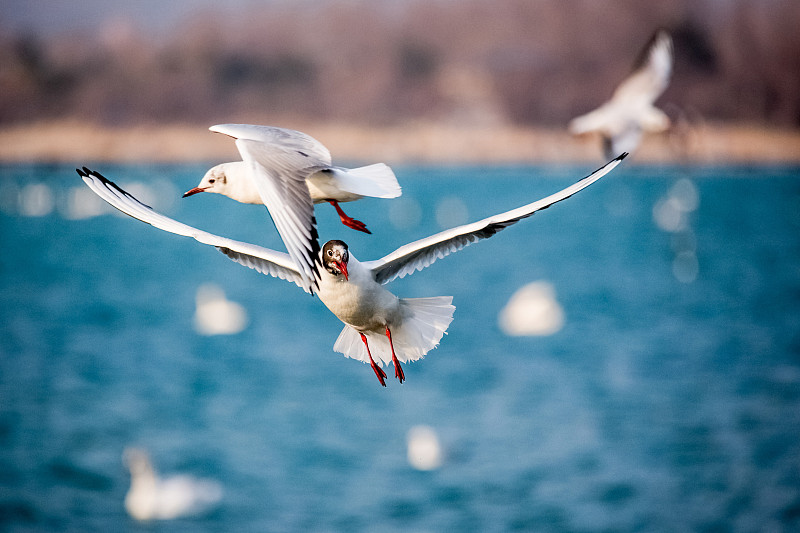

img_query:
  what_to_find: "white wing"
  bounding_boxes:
[568,104,617,135]
[77,167,310,293]
[209,124,335,292]
[364,154,627,285]
[234,138,327,291]
[209,123,332,164]
[612,30,673,107]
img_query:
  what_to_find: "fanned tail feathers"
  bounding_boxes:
[333,296,455,366]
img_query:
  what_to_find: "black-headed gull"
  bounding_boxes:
[569,30,673,158]
[78,154,626,386]
[183,124,401,291]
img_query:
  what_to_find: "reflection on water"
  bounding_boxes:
[19,183,55,217]
[388,194,423,230]
[1,163,800,532]
[435,196,469,229]
[653,176,700,283]
[62,186,111,220]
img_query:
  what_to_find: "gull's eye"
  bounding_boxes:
[327,250,333,256]
[208,179,215,184]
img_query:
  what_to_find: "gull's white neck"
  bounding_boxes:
[317,255,400,332]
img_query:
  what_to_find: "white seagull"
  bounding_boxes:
[569,30,673,159]
[183,124,401,291]
[77,154,626,386]
[123,448,222,521]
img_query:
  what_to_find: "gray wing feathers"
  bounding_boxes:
[217,247,307,290]
[210,123,332,164]
[235,138,323,290]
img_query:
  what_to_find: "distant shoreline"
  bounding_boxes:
[1,120,798,165]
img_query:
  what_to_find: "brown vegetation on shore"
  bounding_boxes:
[1,120,797,165]
[1,0,798,164]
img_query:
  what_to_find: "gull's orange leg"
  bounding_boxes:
[385,326,405,384]
[360,333,386,386]
[327,200,371,234]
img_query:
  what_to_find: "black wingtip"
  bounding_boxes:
[76,166,154,209]
[76,166,108,181]
[616,152,629,161]
[309,214,323,292]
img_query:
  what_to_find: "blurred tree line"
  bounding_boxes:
[1,0,798,128]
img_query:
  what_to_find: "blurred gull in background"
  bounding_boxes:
[123,448,223,522]
[193,283,249,336]
[569,30,673,159]
[498,280,565,336]
[406,425,443,471]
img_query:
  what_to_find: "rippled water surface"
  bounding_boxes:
[2,162,800,532]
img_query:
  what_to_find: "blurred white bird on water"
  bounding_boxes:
[193,283,249,336]
[406,425,444,471]
[123,448,223,521]
[499,281,565,336]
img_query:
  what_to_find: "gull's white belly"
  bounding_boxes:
[317,267,401,332]
[307,171,363,204]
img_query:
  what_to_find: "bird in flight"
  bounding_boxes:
[78,153,626,386]
[184,123,401,292]
[569,30,673,159]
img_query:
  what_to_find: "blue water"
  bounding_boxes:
[2,162,800,532]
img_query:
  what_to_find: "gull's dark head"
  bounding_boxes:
[322,240,349,281]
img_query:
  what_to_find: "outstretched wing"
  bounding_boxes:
[77,167,310,293]
[209,123,332,164]
[363,154,627,285]
[612,30,673,106]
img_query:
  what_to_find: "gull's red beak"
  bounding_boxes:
[335,260,349,281]
[182,187,207,198]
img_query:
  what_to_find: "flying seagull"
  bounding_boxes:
[78,153,626,386]
[569,30,673,158]
[185,123,401,292]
